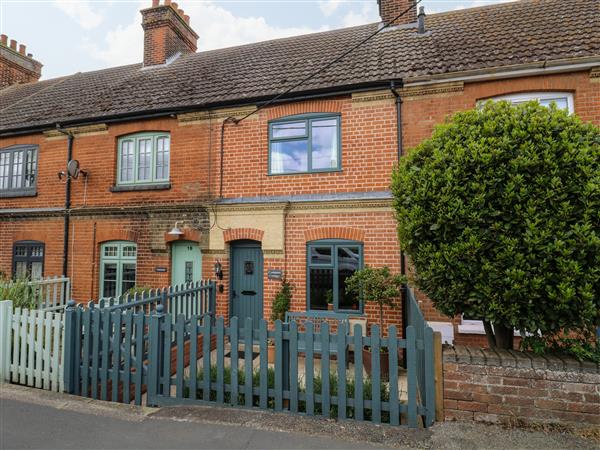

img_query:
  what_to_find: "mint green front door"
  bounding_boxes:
[171,241,201,285]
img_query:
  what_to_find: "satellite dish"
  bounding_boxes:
[67,160,80,179]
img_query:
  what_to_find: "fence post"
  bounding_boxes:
[433,331,444,422]
[0,300,13,382]
[147,303,164,405]
[63,299,78,394]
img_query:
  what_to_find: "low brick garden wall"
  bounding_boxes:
[443,345,599,428]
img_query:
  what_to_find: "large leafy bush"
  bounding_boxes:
[392,101,599,348]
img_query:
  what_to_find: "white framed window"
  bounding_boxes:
[490,92,574,114]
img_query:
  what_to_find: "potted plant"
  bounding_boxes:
[325,289,334,311]
[269,280,292,363]
[345,266,405,378]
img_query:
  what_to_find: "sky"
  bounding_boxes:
[0,0,513,80]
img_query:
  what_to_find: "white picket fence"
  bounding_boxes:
[0,300,65,391]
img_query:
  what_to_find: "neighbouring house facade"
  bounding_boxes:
[1,0,598,346]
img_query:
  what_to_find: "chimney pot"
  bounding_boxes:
[152,0,159,6]
[164,0,171,5]
[0,34,7,46]
[184,14,190,24]
[178,8,184,16]
[19,44,26,55]
[10,39,17,50]
[171,2,178,10]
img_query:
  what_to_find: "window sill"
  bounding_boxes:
[268,169,342,176]
[110,183,171,192]
[307,309,364,317]
[0,190,37,198]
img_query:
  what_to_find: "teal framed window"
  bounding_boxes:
[0,145,38,196]
[117,132,170,185]
[269,114,341,175]
[99,241,137,298]
[307,239,363,313]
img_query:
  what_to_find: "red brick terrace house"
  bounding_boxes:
[1,0,598,345]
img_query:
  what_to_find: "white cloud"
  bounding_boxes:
[319,0,342,16]
[341,2,379,27]
[54,0,103,30]
[88,0,328,67]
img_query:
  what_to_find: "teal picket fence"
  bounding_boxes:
[61,281,216,404]
[62,282,436,428]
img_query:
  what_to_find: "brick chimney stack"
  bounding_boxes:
[377,0,417,25]
[141,0,199,67]
[0,34,42,88]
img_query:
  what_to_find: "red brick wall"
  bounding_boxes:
[443,345,600,428]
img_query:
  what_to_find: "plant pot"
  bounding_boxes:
[327,303,334,311]
[362,347,390,380]
[267,344,276,364]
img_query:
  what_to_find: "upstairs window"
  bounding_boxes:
[269,114,340,175]
[490,92,574,113]
[13,241,44,280]
[0,145,38,196]
[117,133,170,185]
[307,240,363,313]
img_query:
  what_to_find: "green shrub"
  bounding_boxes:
[0,276,37,309]
[392,100,600,349]
[271,280,292,322]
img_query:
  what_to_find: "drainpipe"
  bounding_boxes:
[390,81,408,367]
[56,125,74,277]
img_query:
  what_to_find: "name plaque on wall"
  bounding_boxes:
[154,267,168,273]
[268,269,283,280]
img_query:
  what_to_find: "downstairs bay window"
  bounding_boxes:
[307,240,363,313]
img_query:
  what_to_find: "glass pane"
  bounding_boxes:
[121,263,136,294]
[120,140,134,182]
[310,246,332,266]
[271,140,308,174]
[185,261,193,283]
[30,262,43,281]
[539,97,569,111]
[122,245,136,258]
[31,245,44,257]
[102,263,117,298]
[137,139,152,181]
[104,245,118,257]
[309,267,333,311]
[0,152,10,190]
[155,136,170,180]
[311,119,338,170]
[15,246,27,257]
[24,149,37,188]
[272,121,306,139]
[14,261,27,279]
[337,247,360,310]
[11,150,24,188]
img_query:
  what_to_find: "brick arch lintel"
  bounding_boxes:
[223,228,264,243]
[96,229,139,244]
[304,227,365,243]
[265,100,345,121]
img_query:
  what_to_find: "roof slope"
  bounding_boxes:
[1,0,598,133]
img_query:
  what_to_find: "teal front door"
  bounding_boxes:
[230,241,263,326]
[171,241,202,285]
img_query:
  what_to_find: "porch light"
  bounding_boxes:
[168,222,184,236]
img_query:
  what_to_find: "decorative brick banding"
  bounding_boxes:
[443,345,600,428]
[304,226,365,242]
[223,227,264,243]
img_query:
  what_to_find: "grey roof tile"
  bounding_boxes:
[1,0,598,133]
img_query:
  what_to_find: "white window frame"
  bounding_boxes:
[490,92,574,114]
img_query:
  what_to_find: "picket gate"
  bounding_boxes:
[0,300,65,391]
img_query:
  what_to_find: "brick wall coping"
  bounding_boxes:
[443,345,599,374]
